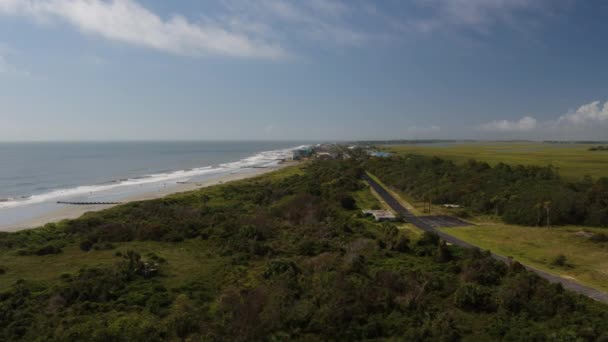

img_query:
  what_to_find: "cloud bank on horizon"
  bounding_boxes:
[479,100,608,135]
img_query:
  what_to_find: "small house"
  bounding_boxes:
[362,210,396,221]
[368,151,392,158]
[292,147,314,160]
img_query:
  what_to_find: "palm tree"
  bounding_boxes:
[490,193,508,217]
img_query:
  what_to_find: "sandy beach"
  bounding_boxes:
[0,163,294,233]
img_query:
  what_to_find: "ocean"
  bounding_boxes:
[0,141,307,227]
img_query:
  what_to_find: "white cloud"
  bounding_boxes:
[0,0,285,59]
[556,100,608,126]
[0,0,553,61]
[479,116,537,132]
[478,100,608,138]
[308,0,349,16]
[406,0,544,34]
[221,0,375,46]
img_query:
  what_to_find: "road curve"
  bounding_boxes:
[363,173,608,305]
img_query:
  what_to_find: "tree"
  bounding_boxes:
[165,295,200,339]
[534,202,543,226]
[543,201,552,228]
[340,194,356,210]
[436,240,453,263]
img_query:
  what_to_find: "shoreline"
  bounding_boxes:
[0,162,295,233]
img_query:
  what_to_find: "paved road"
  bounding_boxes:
[363,173,608,305]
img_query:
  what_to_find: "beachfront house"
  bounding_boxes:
[293,147,314,160]
[368,151,392,158]
[316,152,337,160]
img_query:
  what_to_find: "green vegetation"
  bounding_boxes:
[589,145,608,151]
[366,154,608,227]
[439,224,608,293]
[366,150,608,294]
[384,142,608,180]
[1,161,608,340]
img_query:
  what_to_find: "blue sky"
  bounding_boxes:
[1,0,607,141]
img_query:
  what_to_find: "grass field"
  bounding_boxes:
[0,239,232,292]
[384,142,608,180]
[440,224,608,293]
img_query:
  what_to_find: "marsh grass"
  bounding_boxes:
[440,224,608,292]
[385,142,608,180]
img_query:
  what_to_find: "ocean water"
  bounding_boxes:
[0,141,307,227]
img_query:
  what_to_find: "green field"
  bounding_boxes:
[440,224,608,293]
[0,239,229,292]
[384,142,608,180]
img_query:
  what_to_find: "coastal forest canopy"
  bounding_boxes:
[1,159,608,341]
[366,155,608,227]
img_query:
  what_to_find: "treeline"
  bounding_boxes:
[366,155,608,227]
[1,161,608,340]
[354,139,476,146]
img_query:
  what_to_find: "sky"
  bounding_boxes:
[0,0,607,141]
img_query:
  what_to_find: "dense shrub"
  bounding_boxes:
[340,194,356,210]
[17,243,63,256]
[454,283,496,312]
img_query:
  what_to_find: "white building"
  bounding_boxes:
[362,210,396,221]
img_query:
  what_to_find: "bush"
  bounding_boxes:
[340,194,356,210]
[551,254,568,267]
[16,243,64,256]
[0,266,6,275]
[146,253,167,264]
[35,244,63,256]
[418,232,440,246]
[461,252,506,286]
[454,283,496,312]
[80,240,94,251]
[393,234,410,253]
[590,233,608,243]
[298,240,323,256]
[436,240,453,263]
[93,241,115,250]
[263,260,299,279]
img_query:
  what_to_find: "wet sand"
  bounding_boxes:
[0,163,293,232]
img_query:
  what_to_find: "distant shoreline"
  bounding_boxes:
[0,162,296,232]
